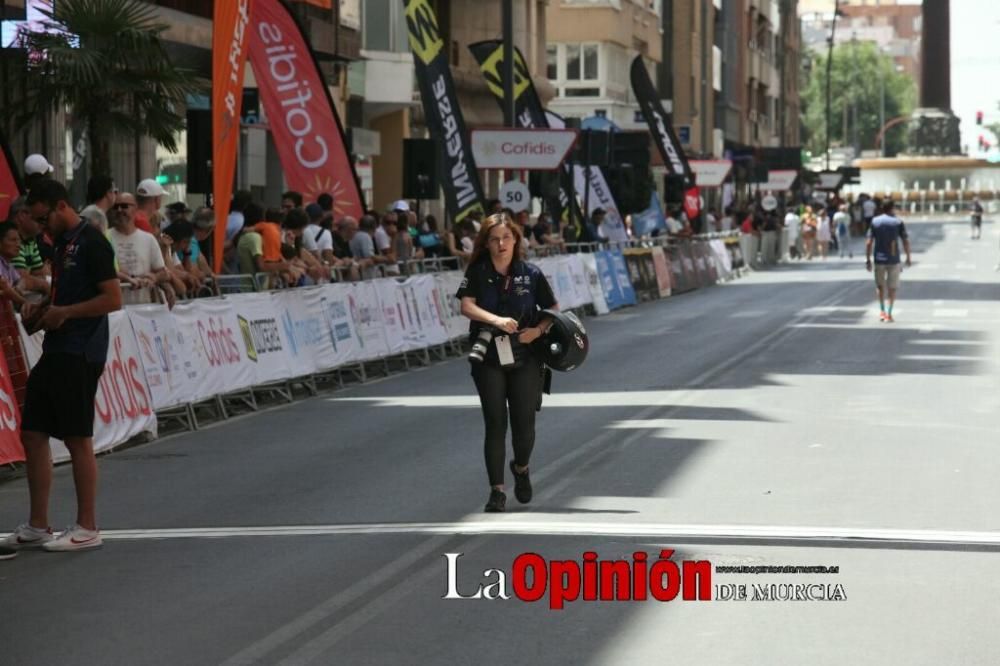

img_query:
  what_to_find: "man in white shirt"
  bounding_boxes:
[861,196,877,235]
[302,203,335,263]
[108,192,167,303]
[784,207,801,259]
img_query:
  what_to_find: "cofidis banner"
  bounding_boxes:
[405,0,485,224]
[212,0,253,271]
[468,40,580,229]
[248,0,364,219]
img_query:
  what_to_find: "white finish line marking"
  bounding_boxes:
[12,522,1000,547]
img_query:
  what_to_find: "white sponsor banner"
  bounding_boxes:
[349,281,391,361]
[318,283,364,368]
[437,271,468,341]
[127,304,201,410]
[374,278,411,355]
[229,292,295,385]
[408,274,449,346]
[690,159,733,187]
[577,254,610,315]
[562,255,593,310]
[471,129,577,170]
[273,288,337,378]
[709,239,733,277]
[178,299,254,399]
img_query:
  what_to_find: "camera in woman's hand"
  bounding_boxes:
[468,327,494,364]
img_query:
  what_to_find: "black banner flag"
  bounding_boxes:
[630,56,694,186]
[405,0,485,223]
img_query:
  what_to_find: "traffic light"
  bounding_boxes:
[976,111,984,126]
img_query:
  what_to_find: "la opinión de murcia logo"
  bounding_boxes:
[443,550,712,610]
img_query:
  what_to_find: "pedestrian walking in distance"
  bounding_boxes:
[2,180,122,553]
[866,200,912,323]
[457,213,558,512]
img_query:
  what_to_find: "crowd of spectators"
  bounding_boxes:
[2,152,737,312]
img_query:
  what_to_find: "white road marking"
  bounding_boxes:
[729,310,767,318]
[933,309,969,318]
[15,521,1000,547]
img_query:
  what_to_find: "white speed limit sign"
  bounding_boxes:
[498,180,531,213]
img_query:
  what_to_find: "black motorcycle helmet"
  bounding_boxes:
[533,309,589,372]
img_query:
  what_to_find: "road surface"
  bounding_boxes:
[2,218,998,665]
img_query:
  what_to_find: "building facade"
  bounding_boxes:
[544,0,664,130]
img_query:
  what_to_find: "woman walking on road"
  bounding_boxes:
[815,208,832,259]
[801,206,818,259]
[457,213,558,513]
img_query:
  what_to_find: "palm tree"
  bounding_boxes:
[9,0,201,177]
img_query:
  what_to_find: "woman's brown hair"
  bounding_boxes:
[469,212,524,267]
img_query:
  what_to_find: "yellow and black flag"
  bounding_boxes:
[468,40,585,234]
[405,0,485,224]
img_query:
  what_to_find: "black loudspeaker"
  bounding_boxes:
[403,138,440,200]
[607,165,653,215]
[573,130,610,167]
[664,174,686,205]
[612,132,650,166]
[186,109,212,194]
[529,170,561,200]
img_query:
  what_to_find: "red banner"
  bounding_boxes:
[212,0,253,271]
[683,186,701,221]
[0,314,23,464]
[248,0,364,219]
[0,135,22,221]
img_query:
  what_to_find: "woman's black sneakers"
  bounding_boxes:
[509,461,532,504]
[485,489,507,513]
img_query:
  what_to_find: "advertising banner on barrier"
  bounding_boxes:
[577,254,609,315]
[679,243,701,290]
[349,281,391,361]
[710,239,733,278]
[127,305,202,411]
[651,247,672,298]
[609,250,638,306]
[667,245,690,294]
[318,282,364,368]
[0,347,23,465]
[375,278,413,355]
[696,242,719,285]
[437,272,468,340]
[275,288,337,377]
[228,292,295,385]
[248,0,365,218]
[409,274,450,346]
[563,255,593,310]
[179,299,254,399]
[68,311,157,462]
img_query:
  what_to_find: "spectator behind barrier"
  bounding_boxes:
[7,196,51,298]
[0,220,28,308]
[281,190,303,212]
[108,192,168,304]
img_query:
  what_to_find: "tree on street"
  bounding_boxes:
[9,0,200,177]
[800,41,916,158]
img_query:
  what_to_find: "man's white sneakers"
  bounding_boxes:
[1,524,53,548]
[42,525,102,552]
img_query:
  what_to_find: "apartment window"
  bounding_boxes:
[547,45,558,81]
[566,44,599,81]
[566,88,600,97]
[363,0,408,53]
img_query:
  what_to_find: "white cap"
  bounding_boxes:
[761,195,778,212]
[24,154,53,176]
[392,199,410,212]
[136,178,166,197]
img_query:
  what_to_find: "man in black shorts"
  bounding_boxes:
[1,180,121,552]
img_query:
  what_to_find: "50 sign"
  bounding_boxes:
[499,180,530,213]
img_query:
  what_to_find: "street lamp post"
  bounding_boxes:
[825,0,841,170]
[879,62,886,158]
